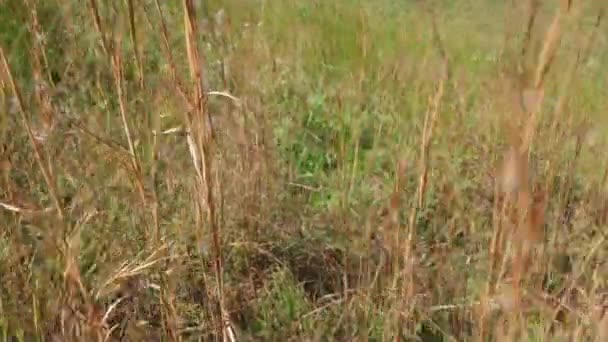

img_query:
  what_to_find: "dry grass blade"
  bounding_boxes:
[111,45,140,173]
[86,0,147,202]
[401,7,450,330]
[533,0,571,89]
[23,0,54,87]
[67,118,132,156]
[523,0,573,154]
[95,242,171,300]
[404,58,448,313]
[2,0,607,340]
[126,0,144,88]
[88,0,111,55]
[0,47,64,220]
[147,0,194,109]
[406,61,447,234]
[520,0,540,67]
[207,90,242,107]
[550,7,603,143]
[0,201,55,216]
[182,1,226,340]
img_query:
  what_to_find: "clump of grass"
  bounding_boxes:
[1,0,608,340]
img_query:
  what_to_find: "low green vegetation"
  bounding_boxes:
[1,0,607,340]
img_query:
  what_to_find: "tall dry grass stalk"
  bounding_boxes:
[87,0,151,240]
[478,1,587,340]
[86,1,184,339]
[0,49,63,220]
[181,1,232,340]
[126,0,144,89]
[402,7,449,326]
[1,0,606,339]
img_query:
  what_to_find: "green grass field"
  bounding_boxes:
[1,0,608,340]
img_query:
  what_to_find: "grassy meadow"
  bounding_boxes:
[1,0,608,340]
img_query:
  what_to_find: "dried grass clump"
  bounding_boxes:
[1,0,607,340]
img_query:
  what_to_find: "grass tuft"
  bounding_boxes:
[1,0,608,340]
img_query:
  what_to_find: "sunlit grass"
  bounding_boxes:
[1,0,607,340]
